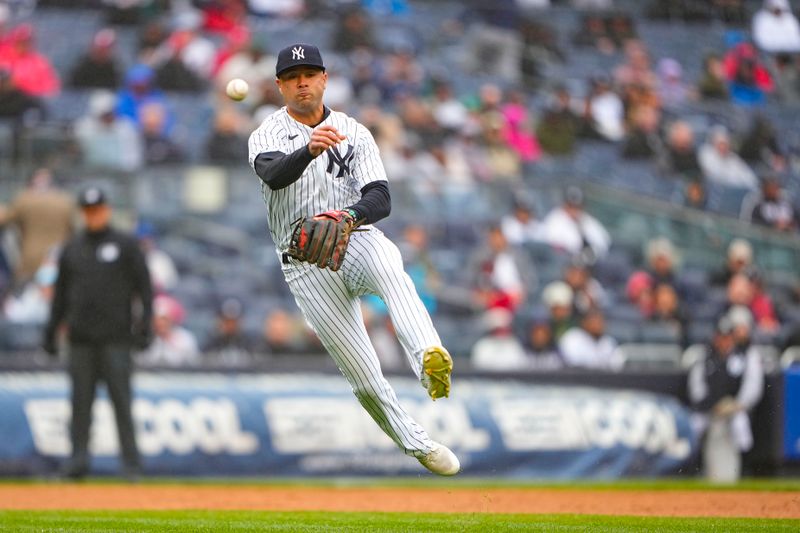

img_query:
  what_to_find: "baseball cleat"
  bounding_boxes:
[418,442,460,476]
[422,346,453,400]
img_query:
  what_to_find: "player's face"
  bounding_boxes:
[276,67,327,115]
[81,205,111,232]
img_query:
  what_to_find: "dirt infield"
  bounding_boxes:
[1,485,799,518]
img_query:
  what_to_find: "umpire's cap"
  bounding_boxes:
[275,43,325,78]
[78,186,108,207]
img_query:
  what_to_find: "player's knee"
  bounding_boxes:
[352,386,382,407]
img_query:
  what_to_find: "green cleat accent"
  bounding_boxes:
[422,346,453,400]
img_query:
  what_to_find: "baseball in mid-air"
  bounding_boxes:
[226,78,249,101]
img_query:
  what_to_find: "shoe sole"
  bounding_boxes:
[422,346,453,400]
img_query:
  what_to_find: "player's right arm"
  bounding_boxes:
[249,125,345,191]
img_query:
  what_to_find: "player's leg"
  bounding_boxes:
[99,343,140,477]
[347,231,453,399]
[285,264,435,458]
[64,343,100,477]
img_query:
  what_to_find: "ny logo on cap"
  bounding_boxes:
[292,46,305,60]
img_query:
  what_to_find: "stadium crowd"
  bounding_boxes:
[0,0,798,380]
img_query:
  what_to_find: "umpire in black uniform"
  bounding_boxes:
[44,186,153,479]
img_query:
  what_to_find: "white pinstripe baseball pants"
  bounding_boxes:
[281,228,441,457]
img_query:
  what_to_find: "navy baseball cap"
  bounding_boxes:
[275,43,325,78]
[78,186,107,207]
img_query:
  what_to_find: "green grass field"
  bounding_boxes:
[0,510,798,532]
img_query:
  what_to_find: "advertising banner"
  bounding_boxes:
[784,368,800,461]
[0,372,697,478]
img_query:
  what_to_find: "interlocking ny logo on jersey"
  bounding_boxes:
[327,145,354,178]
[292,46,304,60]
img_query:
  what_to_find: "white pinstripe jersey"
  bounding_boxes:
[248,106,387,253]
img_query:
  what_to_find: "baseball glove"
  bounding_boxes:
[287,210,363,271]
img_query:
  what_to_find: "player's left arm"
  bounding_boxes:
[345,124,391,224]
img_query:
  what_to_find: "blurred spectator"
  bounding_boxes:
[475,112,522,182]
[698,125,758,189]
[152,12,215,91]
[697,53,729,101]
[500,198,543,246]
[204,297,259,365]
[559,307,622,370]
[259,308,310,356]
[621,104,663,159]
[138,294,200,366]
[74,90,143,172]
[206,105,247,163]
[428,78,469,133]
[332,6,375,54]
[738,114,786,172]
[710,239,754,287]
[0,168,75,287]
[536,85,581,155]
[540,186,611,262]
[0,24,60,97]
[3,256,57,325]
[659,120,700,177]
[471,308,529,371]
[202,0,249,39]
[752,0,800,54]
[135,221,178,293]
[519,18,564,89]
[399,224,441,314]
[772,53,800,104]
[542,280,576,340]
[138,19,168,56]
[199,0,248,39]
[501,90,541,164]
[377,46,425,103]
[651,282,689,347]
[656,57,695,108]
[582,75,625,142]
[683,179,709,210]
[563,257,607,314]
[741,175,798,231]
[614,40,657,91]
[140,101,185,165]
[68,28,122,89]
[525,315,563,370]
[116,64,175,135]
[572,13,616,55]
[643,237,682,292]
[626,270,654,317]
[467,224,534,311]
[723,42,774,106]
[688,315,763,483]
[215,37,275,93]
[0,66,43,122]
[726,272,780,333]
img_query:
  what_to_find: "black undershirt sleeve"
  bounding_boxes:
[346,181,391,225]
[253,146,315,191]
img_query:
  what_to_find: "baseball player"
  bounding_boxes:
[248,44,459,475]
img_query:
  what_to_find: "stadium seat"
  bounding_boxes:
[617,343,682,370]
